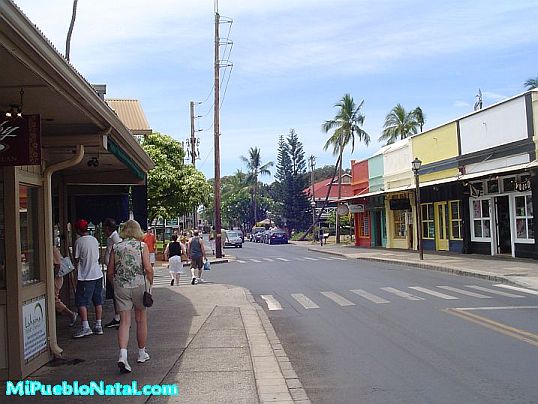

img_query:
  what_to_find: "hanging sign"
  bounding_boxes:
[348,204,365,213]
[337,204,349,215]
[0,115,41,166]
[22,296,47,360]
[514,178,531,192]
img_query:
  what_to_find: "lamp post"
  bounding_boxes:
[412,157,423,261]
[308,155,316,240]
[310,201,316,241]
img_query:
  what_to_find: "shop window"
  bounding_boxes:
[449,200,462,240]
[514,194,534,242]
[421,203,435,239]
[503,177,516,193]
[0,177,4,289]
[20,185,41,286]
[486,179,499,194]
[471,198,491,240]
[358,212,370,237]
[393,210,407,239]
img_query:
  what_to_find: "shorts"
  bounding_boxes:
[168,256,184,274]
[149,252,156,264]
[191,256,204,270]
[75,278,104,307]
[114,280,149,312]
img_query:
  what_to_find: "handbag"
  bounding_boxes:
[57,257,75,277]
[141,242,153,307]
[203,259,211,271]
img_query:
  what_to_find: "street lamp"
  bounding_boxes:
[411,158,423,260]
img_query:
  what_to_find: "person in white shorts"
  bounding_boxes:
[142,227,157,267]
[164,234,184,286]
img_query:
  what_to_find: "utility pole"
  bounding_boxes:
[308,155,316,240]
[214,10,223,258]
[189,101,198,230]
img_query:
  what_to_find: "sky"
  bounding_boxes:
[13,0,538,182]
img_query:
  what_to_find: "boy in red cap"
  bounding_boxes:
[73,218,104,338]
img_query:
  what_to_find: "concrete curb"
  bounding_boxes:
[307,247,529,288]
[243,289,311,404]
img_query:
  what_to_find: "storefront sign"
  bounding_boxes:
[389,198,411,210]
[22,296,47,360]
[348,204,365,213]
[515,178,531,192]
[0,115,41,166]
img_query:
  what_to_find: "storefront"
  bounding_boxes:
[385,191,416,250]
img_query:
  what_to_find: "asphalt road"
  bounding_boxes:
[208,241,538,404]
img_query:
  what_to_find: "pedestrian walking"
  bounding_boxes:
[164,234,184,286]
[188,229,207,284]
[73,218,104,338]
[53,245,77,326]
[209,226,216,255]
[142,227,157,268]
[107,219,153,374]
[103,218,122,328]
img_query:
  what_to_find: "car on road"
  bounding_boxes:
[224,230,243,248]
[250,227,265,242]
[266,229,288,245]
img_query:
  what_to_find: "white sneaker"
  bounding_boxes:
[118,355,131,373]
[137,350,150,363]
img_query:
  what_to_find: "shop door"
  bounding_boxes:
[494,196,511,254]
[434,202,449,251]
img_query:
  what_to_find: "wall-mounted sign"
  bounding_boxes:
[337,204,349,215]
[22,296,47,360]
[515,178,531,192]
[389,198,411,210]
[0,115,41,166]
[348,204,365,213]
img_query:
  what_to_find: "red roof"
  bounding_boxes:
[304,177,353,200]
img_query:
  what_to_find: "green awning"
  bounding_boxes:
[107,139,145,180]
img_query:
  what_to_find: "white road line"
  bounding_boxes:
[409,286,459,300]
[452,305,538,311]
[276,258,290,262]
[331,257,347,261]
[303,257,319,261]
[320,291,356,306]
[262,258,274,262]
[237,260,246,264]
[437,286,492,299]
[291,294,320,309]
[381,287,424,301]
[250,259,262,263]
[350,289,390,304]
[318,257,334,261]
[295,257,306,261]
[466,285,525,298]
[494,284,538,296]
[260,295,283,311]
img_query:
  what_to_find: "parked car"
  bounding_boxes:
[224,230,243,248]
[261,230,272,244]
[267,229,288,245]
[234,228,245,242]
[250,227,265,242]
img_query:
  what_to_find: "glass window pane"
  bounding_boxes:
[422,222,429,239]
[450,201,459,220]
[527,195,533,217]
[515,196,526,217]
[516,219,527,239]
[421,204,428,219]
[474,220,482,238]
[428,222,435,239]
[503,177,516,192]
[452,222,461,239]
[473,201,481,218]
[483,220,491,238]
[487,179,499,194]
[20,185,40,286]
[482,200,490,218]
[528,219,534,238]
[428,204,434,218]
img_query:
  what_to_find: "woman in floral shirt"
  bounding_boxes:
[107,219,153,374]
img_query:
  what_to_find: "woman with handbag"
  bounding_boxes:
[106,219,153,374]
[164,234,184,286]
[53,245,78,326]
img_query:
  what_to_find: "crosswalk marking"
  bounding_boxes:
[331,257,347,261]
[261,295,283,311]
[494,284,538,296]
[350,289,390,304]
[291,294,320,309]
[437,286,492,299]
[320,291,355,306]
[262,258,274,262]
[295,257,306,261]
[466,285,524,298]
[409,286,459,300]
[381,287,424,301]
[237,260,246,264]
[250,259,262,263]
[276,258,290,262]
[303,257,319,261]
[318,257,334,261]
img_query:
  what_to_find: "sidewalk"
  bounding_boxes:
[292,240,538,291]
[12,263,310,403]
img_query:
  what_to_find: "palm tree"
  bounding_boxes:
[524,76,538,90]
[322,94,370,243]
[413,106,425,132]
[378,104,419,145]
[240,147,273,226]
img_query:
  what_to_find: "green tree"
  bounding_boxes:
[240,147,273,226]
[378,104,419,145]
[413,106,425,132]
[142,132,211,224]
[274,130,311,233]
[524,75,538,90]
[322,94,370,243]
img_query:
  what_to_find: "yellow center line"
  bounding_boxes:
[444,308,538,348]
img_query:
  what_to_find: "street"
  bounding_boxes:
[208,241,538,404]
